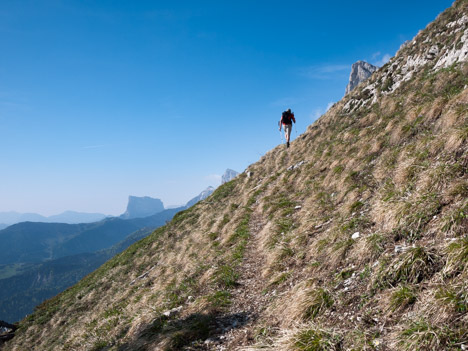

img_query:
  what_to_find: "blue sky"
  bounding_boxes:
[0,0,454,215]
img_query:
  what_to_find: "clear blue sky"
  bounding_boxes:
[0,0,453,216]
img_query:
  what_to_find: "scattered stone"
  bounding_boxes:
[395,245,412,253]
[314,219,332,229]
[294,205,302,210]
[287,160,306,171]
[351,232,360,239]
[129,266,156,285]
[246,171,254,178]
[138,272,149,280]
[204,337,220,345]
[162,306,182,318]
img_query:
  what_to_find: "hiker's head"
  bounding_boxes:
[287,109,291,113]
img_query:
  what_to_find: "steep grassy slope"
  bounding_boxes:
[3,1,468,350]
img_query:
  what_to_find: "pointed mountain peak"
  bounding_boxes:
[345,61,379,95]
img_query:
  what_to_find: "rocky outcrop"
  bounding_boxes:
[343,10,468,114]
[0,321,16,345]
[185,186,215,208]
[120,196,164,219]
[221,169,239,184]
[345,60,378,95]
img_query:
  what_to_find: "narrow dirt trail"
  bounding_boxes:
[214,205,270,350]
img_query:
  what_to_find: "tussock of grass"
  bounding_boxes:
[376,247,441,289]
[390,285,417,311]
[366,232,386,259]
[206,290,232,308]
[435,284,467,313]
[444,236,468,276]
[442,203,467,237]
[213,264,239,288]
[292,326,342,351]
[302,288,334,321]
[399,319,466,351]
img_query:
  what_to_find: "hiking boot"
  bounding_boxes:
[287,141,290,148]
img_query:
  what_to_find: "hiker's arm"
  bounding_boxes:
[279,119,282,130]
[292,114,296,123]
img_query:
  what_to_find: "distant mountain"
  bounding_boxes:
[46,211,107,224]
[185,186,215,208]
[0,208,181,265]
[120,196,165,219]
[0,224,7,231]
[0,212,46,225]
[221,169,239,184]
[0,208,184,323]
[0,211,107,226]
[345,60,378,95]
[0,226,156,323]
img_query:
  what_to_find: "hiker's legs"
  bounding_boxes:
[285,124,292,142]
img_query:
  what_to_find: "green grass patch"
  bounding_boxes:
[293,327,342,351]
[399,319,465,351]
[435,285,467,313]
[213,264,239,288]
[302,288,334,321]
[376,247,441,289]
[444,236,468,276]
[206,290,232,308]
[269,272,291,286]
[211,179,237,202]
[390,285,417,311]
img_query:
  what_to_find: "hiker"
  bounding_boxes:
[279,108,296,148]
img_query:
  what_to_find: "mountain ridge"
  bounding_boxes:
[0,211,108,226]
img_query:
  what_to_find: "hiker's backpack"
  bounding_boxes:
[282,110,292,124]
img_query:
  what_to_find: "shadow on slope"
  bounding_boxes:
[118,311,249,351]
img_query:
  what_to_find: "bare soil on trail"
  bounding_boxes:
[215,208,270,350]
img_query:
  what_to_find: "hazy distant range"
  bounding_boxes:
[0,211,108,228]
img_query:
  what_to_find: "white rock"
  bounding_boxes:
[295,205,302,210]
[287,161,306,171]
[352,232,360,239]
[163,306,182,318]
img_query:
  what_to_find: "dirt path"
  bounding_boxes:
[214,206,269,350]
